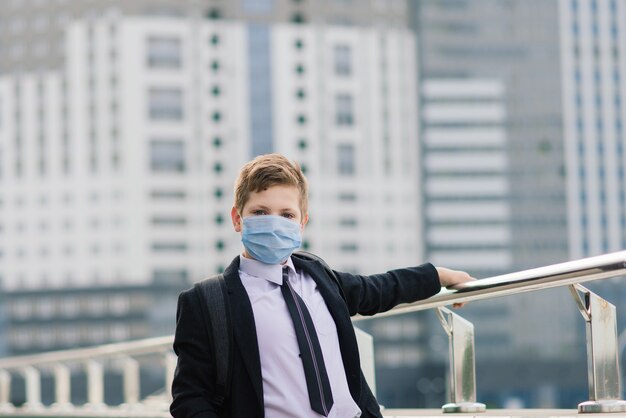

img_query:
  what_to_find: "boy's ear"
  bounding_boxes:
[231,206,242,232]
[301,213,309,230]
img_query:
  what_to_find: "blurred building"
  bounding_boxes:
[0,4,422,355]
[421,78,511,273]
[559,0,626,259]
[399,0,582,409]
[558,0,626,390]
[0,283,179,355]
[412,0,568,292]
[0,0,410,75]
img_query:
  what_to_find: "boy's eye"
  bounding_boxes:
[252,210,266,215]
[281,213,295,219]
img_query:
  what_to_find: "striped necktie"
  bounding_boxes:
[280,266,334,416]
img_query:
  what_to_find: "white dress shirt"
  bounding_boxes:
[239,255,361,418]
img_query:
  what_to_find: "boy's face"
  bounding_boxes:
[231,184,309,233]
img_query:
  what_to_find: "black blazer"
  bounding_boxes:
[170,255,441,418]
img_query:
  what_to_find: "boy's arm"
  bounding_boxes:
[170,289,221,418]
[334,263,442,316]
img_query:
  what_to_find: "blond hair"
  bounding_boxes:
[234,154,308,216]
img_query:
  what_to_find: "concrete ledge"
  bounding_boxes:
[0,408,610,418]
[383,409,591,418]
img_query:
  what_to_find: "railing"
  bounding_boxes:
[1,250,626,416]
[0,336,175,416]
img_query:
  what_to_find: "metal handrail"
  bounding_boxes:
[355,250,626,320]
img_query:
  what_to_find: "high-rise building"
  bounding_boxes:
[0,0,411,75]
[0,10,421,354]
[412,0,568,279]
[558,0,626,384]
[559,0,626,259]
[421,78,511,272]
[407,0,582,408]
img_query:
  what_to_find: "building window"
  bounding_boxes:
[339,217,358,227]
[337,143,355,175]
[151,216,187,226]
[334,45,351,76]
[152,242,188,252]
[110,324,131,341]
[211,60,220,72]
[206,8,222,19]
[150,140,186,172]
[151,190,186,200]
[213,136,223,148]
[338,192,357,202]
[295,39,304,49]
[243,0,274,13]
[295,64,305,75]
[87,296,107,316]
[147,36,181,68]
[210,34,220,46]
[153,269,188,284]
[297,114,307,125]
[149,88,183,120]
[11,300,31,320]
[109,295,130,315]
[340,243,358,252]
[336,94,354,126]
[291,12,306,23]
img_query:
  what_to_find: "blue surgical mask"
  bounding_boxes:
[241,215,302,264]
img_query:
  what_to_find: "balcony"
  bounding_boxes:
[1,251,626,417]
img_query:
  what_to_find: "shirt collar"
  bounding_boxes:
[239,254,297,285]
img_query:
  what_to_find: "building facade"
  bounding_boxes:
[559,0,626,259]
[0,12,422,355]
[406,0,582,409]
[421,78,511,272]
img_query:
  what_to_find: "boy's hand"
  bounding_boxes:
[435,266,476,308]
[435,266,474,288]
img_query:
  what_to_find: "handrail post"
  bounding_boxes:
[51,363,73,411]
[570,284,626,413]
[121,357,142,409]
[22,366,43,410]
[436,307,486,413]
[85,360,105,410]
[0,370,14,412]
[165,351,177,402]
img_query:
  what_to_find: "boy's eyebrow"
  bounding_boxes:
[247,204,297,212]
[248,204,270,211]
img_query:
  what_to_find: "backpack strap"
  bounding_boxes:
[194,274,232,407]
[293,250,347,303]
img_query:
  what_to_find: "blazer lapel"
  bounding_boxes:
[292,257,363,403]
[223,257,264,411]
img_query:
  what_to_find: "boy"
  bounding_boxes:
[171,153,473,418]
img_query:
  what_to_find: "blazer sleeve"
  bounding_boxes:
[170,289,221,418]
[334,263,441,316]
